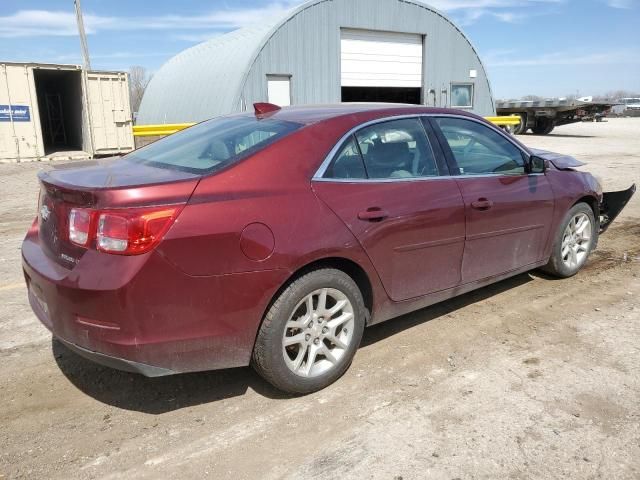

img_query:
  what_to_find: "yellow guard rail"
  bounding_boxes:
[133,116,521,137]
[132,123,195,137]
[486,116,521,126]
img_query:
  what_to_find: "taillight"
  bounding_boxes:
[68,205,183,255]
[69,208,92,246]
[97,207,181,255]
[97,214,128,252]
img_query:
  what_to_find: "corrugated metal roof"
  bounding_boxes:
[138,0,494,124]
[137,23,277,124]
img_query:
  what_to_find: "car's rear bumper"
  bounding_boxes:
[56,336,176,376]
[22,229,289,376]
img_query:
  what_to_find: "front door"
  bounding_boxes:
[313,117,466,301]
[430,116,555,283]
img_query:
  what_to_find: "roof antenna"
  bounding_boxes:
[254,102,281,116]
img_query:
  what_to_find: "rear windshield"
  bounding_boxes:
[126,116,302,174]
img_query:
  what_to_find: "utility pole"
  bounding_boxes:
[74,0,94,156]
[74,0,91,70]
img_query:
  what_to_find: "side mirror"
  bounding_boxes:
[529,155,547,174]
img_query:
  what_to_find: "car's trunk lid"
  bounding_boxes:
[37,157,201,269]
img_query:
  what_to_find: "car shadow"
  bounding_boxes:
[53,272,535,413]
[52,339,293,414]
[361,272,534,347]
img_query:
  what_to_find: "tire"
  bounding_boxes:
[252,268,366,394]
[531,118,555,135]
[542,203,597,278]
[511,114,527,135]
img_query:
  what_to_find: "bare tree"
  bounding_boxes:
[129,66,152,115]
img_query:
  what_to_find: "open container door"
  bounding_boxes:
[86,71,134,156]
[0,63,43,162]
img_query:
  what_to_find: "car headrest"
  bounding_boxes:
[209,140,230,160]
[371,142,411,164]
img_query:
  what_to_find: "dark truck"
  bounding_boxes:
[497,99,616,135]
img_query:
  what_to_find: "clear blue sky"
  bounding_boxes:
[1,0,638,99]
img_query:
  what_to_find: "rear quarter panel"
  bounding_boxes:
[156,123,389,320]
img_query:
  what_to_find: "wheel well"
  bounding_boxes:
[266,257,374,324]
[573,196,599,217]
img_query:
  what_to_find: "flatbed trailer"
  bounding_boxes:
[496,99,615,135]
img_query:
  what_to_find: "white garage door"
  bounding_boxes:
[340,29,423,88]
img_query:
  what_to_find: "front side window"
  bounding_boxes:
[435,117,526,176]
[126,116,302,174]
[451,83,474,108]
[353,118,439,179]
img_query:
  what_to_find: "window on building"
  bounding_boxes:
[450,83,474,109]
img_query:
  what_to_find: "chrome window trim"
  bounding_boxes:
[312,173,544,184]
[313,113,532,181]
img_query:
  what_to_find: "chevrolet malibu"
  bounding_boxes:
[23,104,635,394]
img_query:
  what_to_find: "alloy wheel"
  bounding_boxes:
[561,213,592,269]
[282,288,355,378]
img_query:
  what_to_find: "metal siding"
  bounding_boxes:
[244,0,494,116]
[139,0,495,123]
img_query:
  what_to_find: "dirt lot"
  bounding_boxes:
[1,118,639,480]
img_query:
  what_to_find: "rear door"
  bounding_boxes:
[430,116,555,283]
[312,117,466,301]
[86,71,134,155]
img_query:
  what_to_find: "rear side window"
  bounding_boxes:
[434,117,526,175]
[356,118,439,179]
[324,118,440,180]
[324,137,367,179]
[127,117,302,174]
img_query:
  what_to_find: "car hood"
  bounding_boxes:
[529,148,585,170]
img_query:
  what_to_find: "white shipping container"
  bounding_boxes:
[0,62,134,162]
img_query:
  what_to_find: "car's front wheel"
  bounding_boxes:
[252,268,366,394]
[542,203,597,278]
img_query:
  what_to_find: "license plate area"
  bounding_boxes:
[28,280,50,317]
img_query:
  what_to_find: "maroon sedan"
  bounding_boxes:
[23,104,634,393]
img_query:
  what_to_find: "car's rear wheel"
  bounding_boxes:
[252,268,366,394]
[542,203,597,278]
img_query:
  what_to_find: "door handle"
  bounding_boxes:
[471,198,494,211]
[358,207,389,222]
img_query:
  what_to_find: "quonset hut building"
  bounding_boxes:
[138,0,495,124]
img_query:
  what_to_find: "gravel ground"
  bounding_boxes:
[0,118,639,480]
